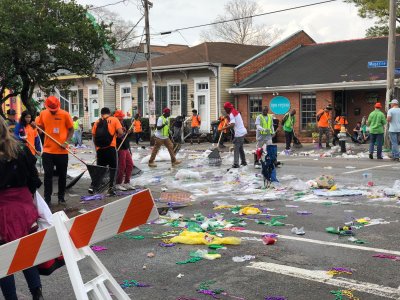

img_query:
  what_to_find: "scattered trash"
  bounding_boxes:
[262,236,277,245]
[316,175,335,189]
[120,279,150,288]
[90,245,107,252]
[372,254,400,261]
[170,231,241,245]
[177,273,184,279]
[289,179,309,191]
[239,207,262,215]
[147,252,155,258]
[327,267,353,276]
[291,227,305,235]
[232,255,255,262]
[330,289,359,300]
[347,237,367,244]
[297,211,312,215]
[314,189,363,197]
[175,169,201,181]
[176,257,203,264]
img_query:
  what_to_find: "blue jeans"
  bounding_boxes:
[389,132,400,158]
[369,133,384,158]
[73,130,82,146]
[0,266,41,299]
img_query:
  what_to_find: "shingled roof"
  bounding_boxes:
[114,42,267,70]
[236,35,400,89]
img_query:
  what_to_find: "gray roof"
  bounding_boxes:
[237,36,400,88]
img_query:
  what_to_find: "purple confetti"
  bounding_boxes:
[91,245,107,252]
[81,194,105,201]
[159,242,176,247]
[265,297,287,300]
[198,290,219,299]
[329,267,352,273]
[263,233,278,239]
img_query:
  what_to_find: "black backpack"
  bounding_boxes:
[94,118,113,148]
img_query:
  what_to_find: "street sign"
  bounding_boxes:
[368,61,387,68]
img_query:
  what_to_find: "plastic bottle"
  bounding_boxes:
[362,173,373,187]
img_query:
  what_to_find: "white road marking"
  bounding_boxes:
[248,262,400,299]
[343,164,392,174]
[279,157,310,162]
[237,229,400,256]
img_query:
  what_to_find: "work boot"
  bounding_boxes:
[172,160,182,167]
[58,198,66,206]
[241,162,247,166]
[231,164,240,168]
[31,287,44,300]
[148,161,157,168]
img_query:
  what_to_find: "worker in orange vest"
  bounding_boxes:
[316,104,333,149]
[217,115,228,148]
[333,113,348,146]
[190,109,201,144]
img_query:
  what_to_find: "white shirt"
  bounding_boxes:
[154,116,169,139]
[229,112,247,137]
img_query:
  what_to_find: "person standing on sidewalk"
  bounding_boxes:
[387,99,400,161]
[254,106,274,166]
[333,113,348,146]
[114,110,135,191]
[316,104,333,149]
[133,114,143,145]
[367,102,386,159]
[282,109,296,151]
[148,108,181,168]
[190,109,201,144]
[222,102,247,168]
[72,116,83,148]
[36,96,74,206]
[91,107,124,195]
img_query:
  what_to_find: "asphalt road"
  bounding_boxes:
[10,141,400,300]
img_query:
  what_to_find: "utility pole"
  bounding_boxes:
[385,0,397,148]
[144,0,154,124]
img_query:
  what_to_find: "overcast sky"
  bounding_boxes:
[76,0,377,46]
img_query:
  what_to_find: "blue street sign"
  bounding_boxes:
[368,61,387,68]
[270,96,290,115]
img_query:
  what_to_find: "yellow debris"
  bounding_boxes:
[239,207,262,215]
[170,230,241,245]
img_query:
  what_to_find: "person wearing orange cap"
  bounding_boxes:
[36,96,74,206]
[114,110,135,191]
[316,104,333,149]
[367,102,386,159]
[221,102,247,168]
[90,107,124,195]
[148,107,181,168]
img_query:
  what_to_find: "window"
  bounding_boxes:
[249,94,263,130]
[122,87,131,94]
[90,89,98,96]
[169,84,181,116]
[300,93,316,130]
[197,83,208,91]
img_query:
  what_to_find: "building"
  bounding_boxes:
[107,42,267,132]
[228,31,400,137]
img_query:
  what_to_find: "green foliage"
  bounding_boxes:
[345,0,400,37]
[0,0,117,115]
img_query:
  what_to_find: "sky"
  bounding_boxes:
[76,0,377,47]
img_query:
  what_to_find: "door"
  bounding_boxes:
[121,96,132,118]
[88,88,99,124]
[197,95,208,132]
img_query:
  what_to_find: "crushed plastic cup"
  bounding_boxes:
[262,236,276,245]
[291,227,305,235]
[232,255,255,262]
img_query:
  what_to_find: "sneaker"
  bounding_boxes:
[240,162,248,166]
[58,198,66,205]
[148,162,157,168]
[231,164,240,168]
[369,153,373,159]
[115,184,127,191]
[123,183,136,190]
[88,187,94,194]
[377,156,383,159]
[107,189,117,197]
[172,160,182,166]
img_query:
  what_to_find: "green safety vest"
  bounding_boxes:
[160,116,170,137]
[259,114,273,134]
[283,114,295,132]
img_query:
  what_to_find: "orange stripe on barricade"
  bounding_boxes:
[69,207,103,248]
[118,190,154,233]
[7,230,47,275]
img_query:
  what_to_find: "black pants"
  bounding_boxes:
[96,147,117,190]
[135,132,142,144]
[332,129,340,145]
[42,153,68,203]
[285,131,293,150]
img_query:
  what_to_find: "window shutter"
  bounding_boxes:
[78,89,84,118]
[138,87,143,116]
[161,86,168,113]
[155,86,162,116]
[181,84,187,117]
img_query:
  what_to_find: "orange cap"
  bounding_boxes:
[375,102,382,109]
[114,110,125,118]
[45,96,60,112]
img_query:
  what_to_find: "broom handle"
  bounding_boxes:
[36,126,87,165]
[117,119,136,152]
[25,139,41,157]
[217,130,223,145]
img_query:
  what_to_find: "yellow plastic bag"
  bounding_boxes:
[239,207,261,215]
[170,230,241,245]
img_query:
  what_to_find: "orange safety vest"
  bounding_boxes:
[191,115,201,128]
[317,110,331,128]
[334,116,348,130]
[217,117,228,133]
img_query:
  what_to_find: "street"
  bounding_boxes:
[12,141,400,300]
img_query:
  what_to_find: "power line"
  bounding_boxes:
[89,0,129,10]
[158,0,338,35]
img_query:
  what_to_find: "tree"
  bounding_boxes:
[0,0,117,116]
[90,7,139,49]
[200,0,281,45]
[345,0,400,37]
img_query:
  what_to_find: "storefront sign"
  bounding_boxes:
[270,96,290,115]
